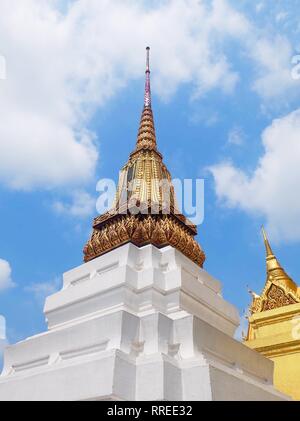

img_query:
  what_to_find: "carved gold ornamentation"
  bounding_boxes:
[262,284,297,311]
[84,213,205,267]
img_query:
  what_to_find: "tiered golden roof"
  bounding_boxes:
[249,228,300,314]
[135,107,157,152]
[84,48,205,267]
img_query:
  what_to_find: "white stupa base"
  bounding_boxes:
[0,244,288,401]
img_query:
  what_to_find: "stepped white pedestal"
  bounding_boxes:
[0,244,288,401]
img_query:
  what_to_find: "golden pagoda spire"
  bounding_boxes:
[83,48,205,267]
[248,227,300,314]
[135,47,157,152]
[261,226,297,293]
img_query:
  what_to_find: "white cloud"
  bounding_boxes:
[210,108,300,243]
[25,277,61,306]
[250,36,296,101]
[0,0,98,190]
[0,259,15,291]
[53,190,95,217]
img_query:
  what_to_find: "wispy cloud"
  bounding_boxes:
[255,3,265,14]
[276,11,288,23]
[250,35,296,102]
[0,259,15,291]
[25,277,61,306]
[53,190,96,218]
[228,126,245,146]
[189,108,219,127]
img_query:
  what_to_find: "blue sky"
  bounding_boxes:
[0,0,300,353]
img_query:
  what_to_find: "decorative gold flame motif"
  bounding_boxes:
[83,48,205,267]
[249,228,300,315]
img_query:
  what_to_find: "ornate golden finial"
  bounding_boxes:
[135,47,157,152]
[248,227,300,315]
[83,48,205,268]
[261,227,295,289]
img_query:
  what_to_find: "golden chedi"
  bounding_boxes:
[84,48,205,268]
[245,228,300,400]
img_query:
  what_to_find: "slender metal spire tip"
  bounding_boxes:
[261,226,274,257]
[146,47,150,73]
[144,47,151,108]
[261,226,267,242]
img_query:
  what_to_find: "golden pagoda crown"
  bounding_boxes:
[84,48,205,267]
[249,227,300,314]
